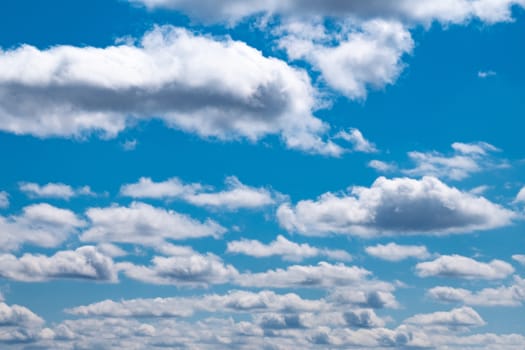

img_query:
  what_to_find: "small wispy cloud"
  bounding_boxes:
[478,70,496,79]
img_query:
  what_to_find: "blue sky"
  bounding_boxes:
[0,1,524,349]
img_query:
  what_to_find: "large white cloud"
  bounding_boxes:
[277,176,515,237]
[428,276,525,306]
[226,235,352,262]
[0,203,85,251]
[0,302,44,327]
[0,246,117,282]
[278,19,414,99]
[121,176,282,210]
[81,202,226,248]
[129,0,525,25]
[416,255,515,280]
[0,26,341,155]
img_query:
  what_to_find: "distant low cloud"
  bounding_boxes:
[19,182,95,199]
[428,276,525,307]
[404,306,485,331]
[365,242,430,261]
[277,176,515,237]
[227,235,352,262]
[416,255,514,280]
[121,176,283,210]
[335,128,378,153]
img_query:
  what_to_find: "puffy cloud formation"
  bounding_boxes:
[402,142,504,180]
[416,255,515,280]
[67,290,326,318]
[121,176,281,210]
[129,0,525,25]
[277,176,515,237]
[226,235,352,262]
[0,246,117,282]
[120,252,238,287]
[404,306,485,331]
[0,203,84,251]
[0,26,340,155]
[365,242,430,261]
[0,302,44,327]
[19,182,94,199]
[81,202,226,248]
[428,276,525,307]
[278,19,414,99]
[515,186,525,203]
[512,254,525,265]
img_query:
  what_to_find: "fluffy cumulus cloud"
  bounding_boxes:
[278,19,414,99]
[121,176,282,210]
[0,246,118,282]
[515,186,525,203]
[0,302,44,327]
[19,182,95,199]
[129,0,525,25]
[0,26,341,155]
[512,254,525,265]
[277,176,515,237]
[81,201,226,248]
[416,255,515,280]
[404,306,485,331]
[365,242,430,261]
[120,252,238,287]
[0,203,85,251]
[428,276,525,307]
[226,235,352,262]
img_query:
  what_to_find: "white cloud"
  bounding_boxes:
[19,182,95,199]
[227,235,351,262]
[0,191,8,209]
[0,26,341,155]
[121,139,138,151]
[335,128,377,153]
[404,306,485,331]
[478,70,497,78]
[129,0,525,26]
[365,242,430,261]
[512,254,525,265]
[428,276,525,306]
[0,203,85,251]
[0,302,44,327]
[236,262,371,288]
[278,19,414,99]
[81,202,226,248]
[121,176,282,210]
[66,290,326,318]
[0,246,117,282]
[416,255,515,280]
[514,186,525,203]
[277,176,515,237]
[403,142,503,180]
[368,160,397,172]
[121,252,238,287]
